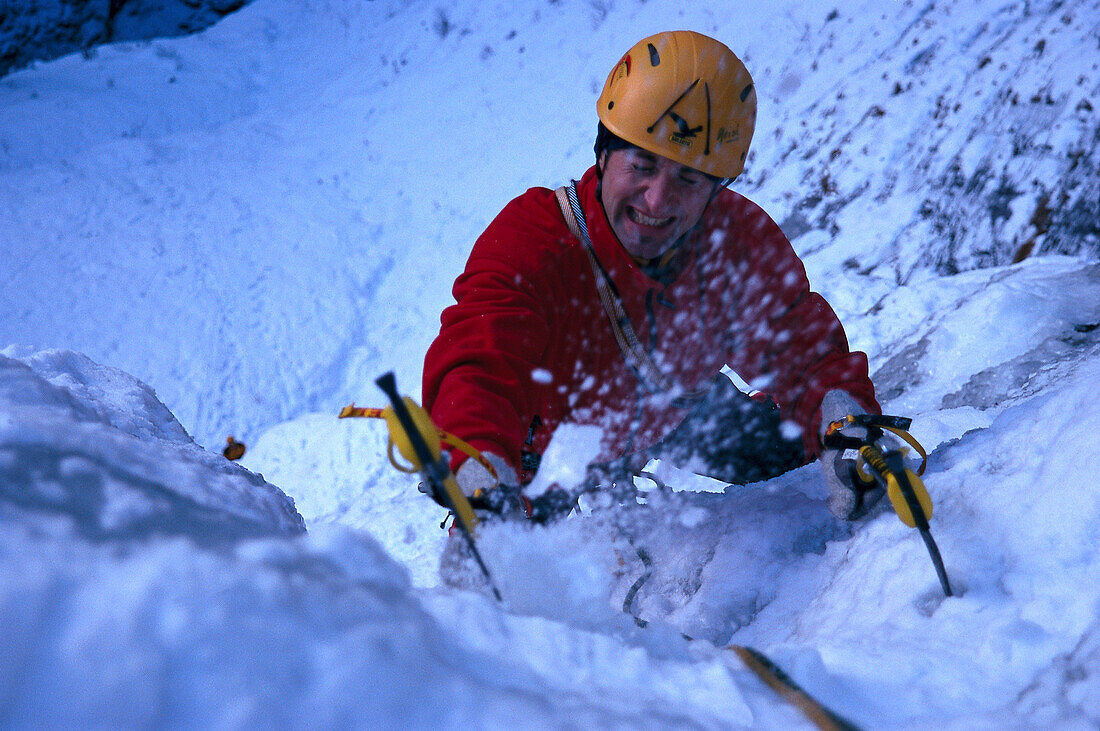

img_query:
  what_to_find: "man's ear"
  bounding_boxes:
[596,149,608,177]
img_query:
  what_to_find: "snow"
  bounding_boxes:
[2,0,1100,727]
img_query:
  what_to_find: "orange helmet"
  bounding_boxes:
[597,31,756,180]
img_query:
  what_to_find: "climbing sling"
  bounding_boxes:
[555,182,673,394]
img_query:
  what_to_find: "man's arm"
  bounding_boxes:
[423,193,564,477]
[719,200,879,458]
[423,259,550,476]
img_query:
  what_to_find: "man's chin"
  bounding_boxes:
[628,233,676,257]
[613,221,676,259]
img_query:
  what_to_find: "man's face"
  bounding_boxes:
[598,147,717,261]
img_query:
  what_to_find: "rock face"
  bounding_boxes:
[0,0,249,78]
[748,1,1100,281]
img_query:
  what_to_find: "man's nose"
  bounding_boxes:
[642,171,678,212]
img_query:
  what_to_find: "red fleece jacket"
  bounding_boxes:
[423,166,879,478]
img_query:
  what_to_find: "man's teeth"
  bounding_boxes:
[629,209,672,227]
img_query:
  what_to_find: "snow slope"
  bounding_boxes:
[4,0,1095,450]
[2,0,1099,727]
[0,349,812,729]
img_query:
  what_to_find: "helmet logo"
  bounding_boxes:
[716,127,740,144]
[647,79,713,155]
[668,112,703,147]
[611,54,632,87]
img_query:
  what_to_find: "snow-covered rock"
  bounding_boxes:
[0,348,304,538]
[0,348,805,728]
[0,0,250,78]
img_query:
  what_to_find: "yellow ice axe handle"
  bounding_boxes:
[372,374,479,534]
[339,403,497,480]
[859,444,954,597]
[858,445,932,529]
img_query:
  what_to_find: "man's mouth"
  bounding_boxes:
[627,207,673,228]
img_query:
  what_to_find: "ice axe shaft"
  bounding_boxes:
[869,444,953,597]
[919,527,953,597]
[826,416,952,598]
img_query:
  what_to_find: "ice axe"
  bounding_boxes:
[373,372,503,601]
[825,415,952,597]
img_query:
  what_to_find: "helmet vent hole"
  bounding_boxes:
[607,101,614,110]
[648,43,660,66]
[740,83,754,102]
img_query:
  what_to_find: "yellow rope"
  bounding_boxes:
[728,645,861,730]
[881,425,928,475]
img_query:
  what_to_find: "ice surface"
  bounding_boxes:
[2,0,1099,727]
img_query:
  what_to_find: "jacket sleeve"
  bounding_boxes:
[422,195,558,474]
[726,205,880,458]
[773,289,881,458]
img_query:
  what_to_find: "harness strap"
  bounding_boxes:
[555,183,672,394]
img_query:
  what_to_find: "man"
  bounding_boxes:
[424,30,881,527]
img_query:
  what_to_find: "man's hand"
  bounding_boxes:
[455,453,515,495]
[454,453,529,520]
[818,390,884,520]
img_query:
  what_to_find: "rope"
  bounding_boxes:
[727,645,862,731]
[555,183,673,394]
